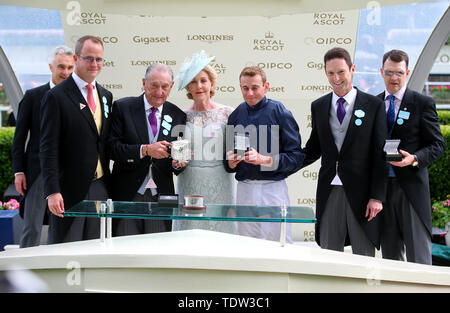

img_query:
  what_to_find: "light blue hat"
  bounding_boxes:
[177,50,215,91]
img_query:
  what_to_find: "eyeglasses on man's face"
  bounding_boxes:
[78,55,104,64]
[383,70,406,77]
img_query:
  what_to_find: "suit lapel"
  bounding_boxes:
[64,76,99,136]
[131,95,149,144]
[340,90,362,153]
[158,102,173,141]
[318,93,339,154]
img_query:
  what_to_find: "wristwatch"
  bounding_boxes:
[412,155,419,167]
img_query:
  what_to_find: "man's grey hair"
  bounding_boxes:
[49,45,74,64]
[144,62,174,81]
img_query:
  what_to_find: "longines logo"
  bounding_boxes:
[253,31,285,51]
[186,34,234,44]
[300,85,332,92]
[307,61,324,70]
[132,35,171,45]
[304,37,352,45]
[131,60,176,66]
[313,12,345,25]
[297,198,316,205]
[102,83,123,89]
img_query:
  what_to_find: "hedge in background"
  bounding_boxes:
[437,110,450,125]
[0,127,15,199]
[429,125,449,204]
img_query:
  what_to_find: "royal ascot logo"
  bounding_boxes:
[132,35,171,45]
[304,37,352,46]
[131,60,177,67]
[79,12,107,24]
[210,62,227,74]
[186,34,234,44]
[313,12,346,25]
[307,61,324,70]
[306,114,312,128]
[253,31,285,51]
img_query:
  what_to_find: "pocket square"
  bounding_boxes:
[80,103,86,110]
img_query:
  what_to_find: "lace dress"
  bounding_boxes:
[173,105,237,234]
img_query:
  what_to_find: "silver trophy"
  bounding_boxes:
[171,137,191,163]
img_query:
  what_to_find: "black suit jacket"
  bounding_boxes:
[12,83,50,187]
[108,95,187,201]
[40,75,113,210]
[377,88,445,235]
[302,89,388,248]
[12,83,50,218]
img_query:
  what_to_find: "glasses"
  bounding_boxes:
[78,55,104,64]
[384,70,406,77]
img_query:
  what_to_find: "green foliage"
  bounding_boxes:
[437,110,450,125]
[0,127,15,199]
[429,125,450,204]
[431,195,450,230]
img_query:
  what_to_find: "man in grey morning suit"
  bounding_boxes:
[12,46,74,247]
[378,49,445,264]
[301,47,387,256]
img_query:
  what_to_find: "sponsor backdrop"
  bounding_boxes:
[61,9,359,241]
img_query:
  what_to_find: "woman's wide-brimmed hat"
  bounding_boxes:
[176,50,215,91]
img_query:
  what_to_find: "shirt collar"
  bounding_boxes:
[49,80,56,89]
[247,96,268,111]
[385,85,406,102]
[332,86,357,107]
[72,72,96,91]
[143,94,163,113]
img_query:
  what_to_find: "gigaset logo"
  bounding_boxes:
[132,36,171,44]
[307,61,324,70]
[253,31,285,51]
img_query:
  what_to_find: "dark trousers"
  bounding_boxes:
[380,178,431,265]
[320,186,375,257]
[113,189,171,237]
[48,178,109,244]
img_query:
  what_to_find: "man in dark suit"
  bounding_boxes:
[12,45,74,247]
[108,63,187,236]
[301,47,387,256]
[378,49,445,264]
[40,36,113,244]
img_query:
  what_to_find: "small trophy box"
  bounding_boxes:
[384,139,402,162]
[157,194,179,207]
[234,133,250,157]
[170,137,191,163]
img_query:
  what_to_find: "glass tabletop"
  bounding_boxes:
[64,200,316,223]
